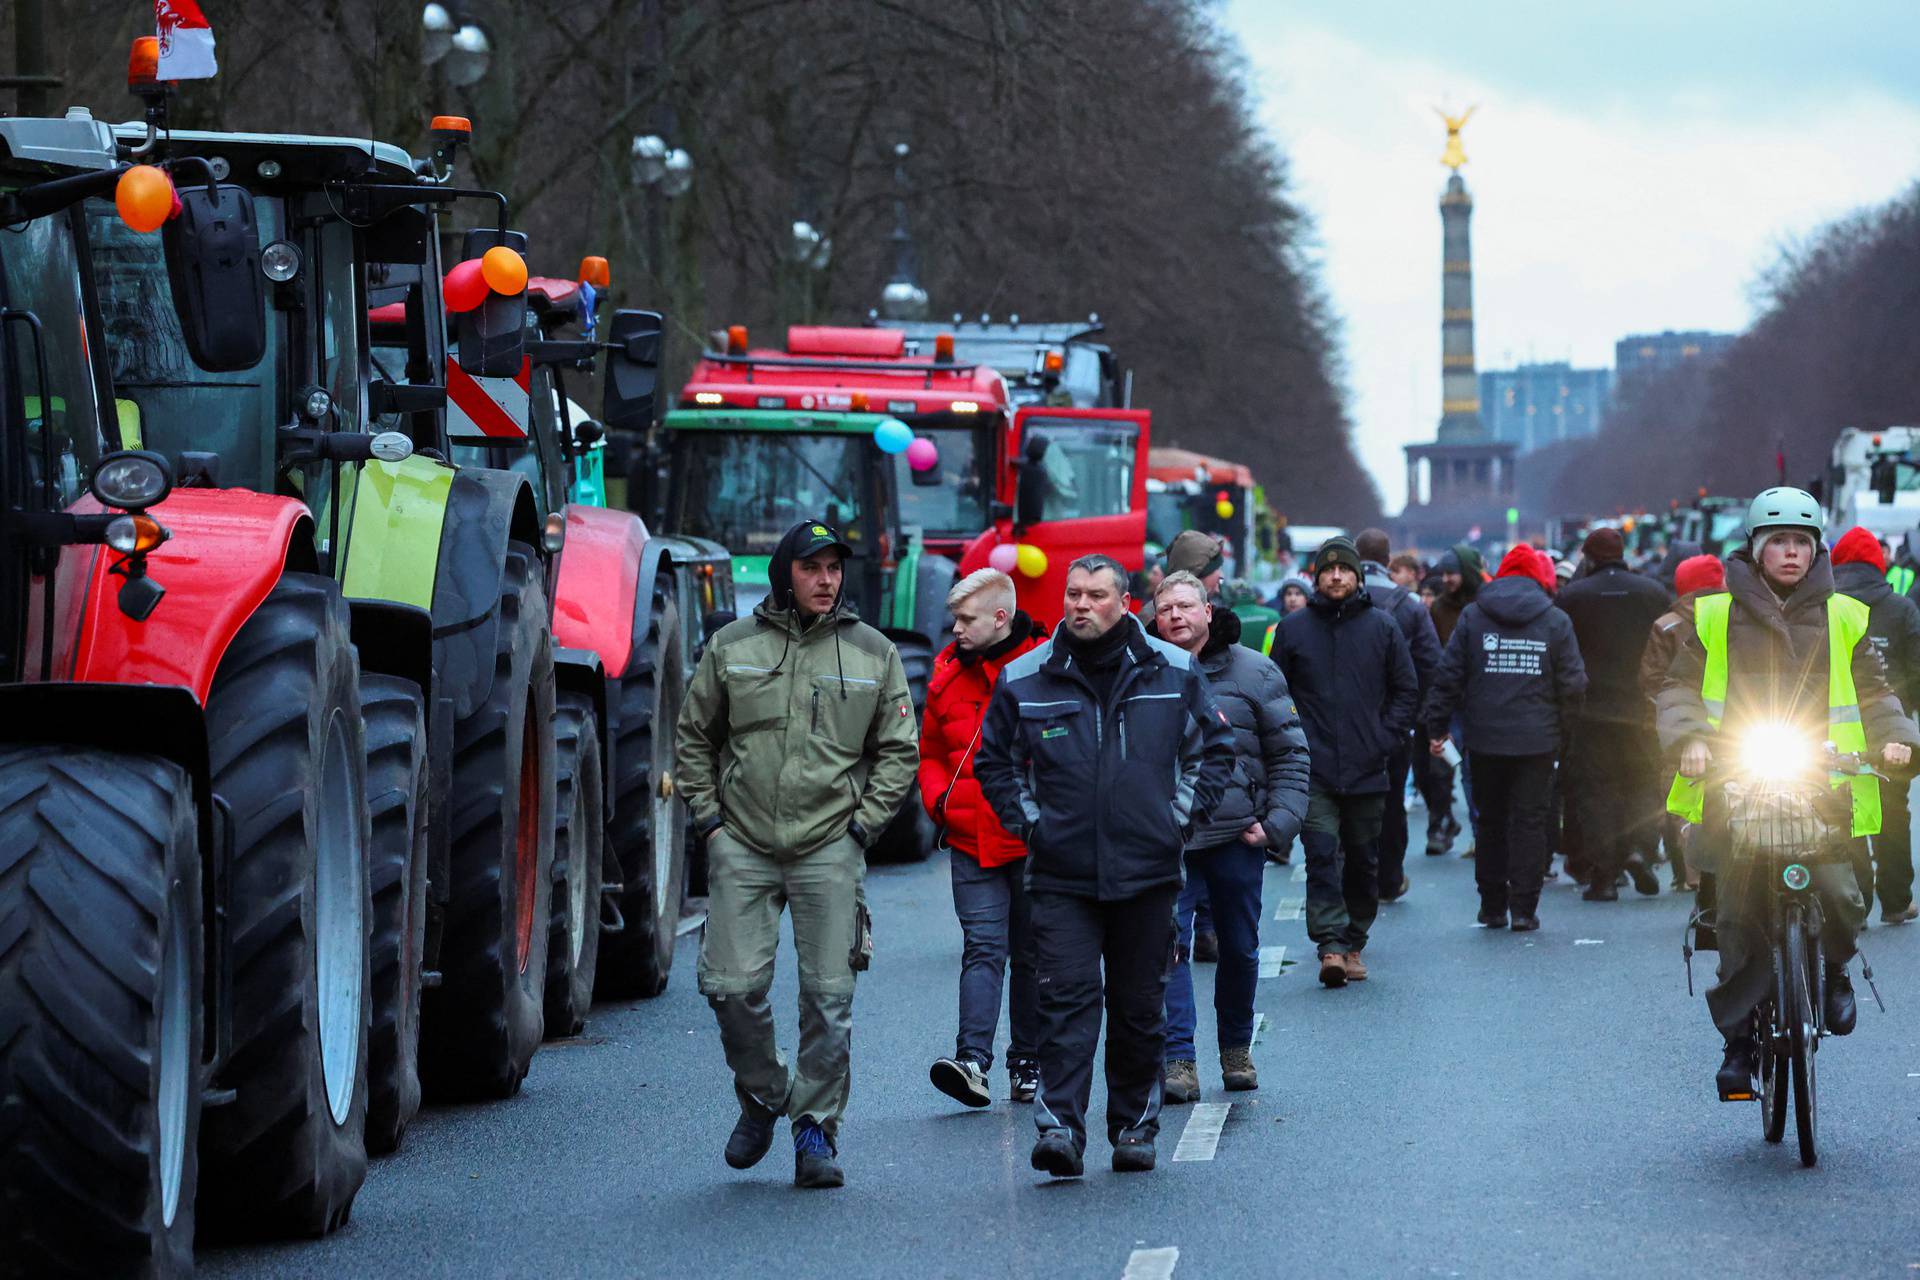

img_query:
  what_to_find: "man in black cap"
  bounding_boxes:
[1274,536,1419,986]
[677,519,920,1189]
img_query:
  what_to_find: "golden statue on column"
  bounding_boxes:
[1434,105,1476,171]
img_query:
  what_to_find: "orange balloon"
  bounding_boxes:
[481,245,528,295]
[115,165,174,233]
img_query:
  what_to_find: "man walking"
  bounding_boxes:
[1422,547,1587,930]
[1274,537,1419,987]
[1354,528,1442,903]
[1556,527,1670,901]
[1149,572,1309,1103]
[919,568,1048,1108]
[976,555,1233,1177]
[676,519,920,1189]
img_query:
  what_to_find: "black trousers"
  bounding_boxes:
[1029,886,1178,1149]
[1565,718,1659,885]
[1378,740,1412,895]
[1466,752,1555,914]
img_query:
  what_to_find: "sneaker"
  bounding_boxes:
[1509,913,1540,932]
[1163,1059,1200,1104]
[1008,1059,1039,1104]
[1717,1039,1757,1101]
[1825,966,1857,1036]
[1342,952,1369,982]
[1883,902,1919,925]
[792,1121,844,1189]
[1220,1046,1258,1091]
[930,1056,992,1108]
[724,1107,779,1169]
[1031,1128,1084,1178]
[1625,854,1661,896]
[1112,1138,1156,1173]
[1318,953,1348,987]
[1380,873,1411,902]
[1476,907,1508,928]
[1193,931,1220,963]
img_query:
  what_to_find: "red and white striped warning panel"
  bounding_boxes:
[446,356,531,441]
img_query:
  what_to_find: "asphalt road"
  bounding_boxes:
[205,796,1920,1279]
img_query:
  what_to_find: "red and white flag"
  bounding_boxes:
[156,0,218,80]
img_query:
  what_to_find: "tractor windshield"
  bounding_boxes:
[86,195,287,488]
[668,430,868,554]
[0,207,108,507]
[895,423,989,538]
[1022,418,1139,521]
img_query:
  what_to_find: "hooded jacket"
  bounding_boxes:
[1423,573,1588,756]
[1831,548,1920,714]
[1274,585,1419,794]
[1655,549,1917,761]
[917,612,1048,867]
[975,615,1235,900]
[675,523,919,857]
[1363,559,1444,696]
[1151,610,1312,850]
[1555,557,1670,723]
[1430,542,1485,645]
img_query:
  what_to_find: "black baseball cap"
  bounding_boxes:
[786,519,853,561]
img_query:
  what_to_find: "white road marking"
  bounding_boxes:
[1173,1103,1231,1162]
[1253,1013,1268,1043]
[1123,1247,1180,1279]
[1291,863,1306,882]
[1573,938,1606,946]
[1273,897,1304,920]
[1259,945,1287,977]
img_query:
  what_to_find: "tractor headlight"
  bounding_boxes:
[89,450,172,512]
[1737,723,1813,782]
[300,386,334,422]
[260,239,301,282]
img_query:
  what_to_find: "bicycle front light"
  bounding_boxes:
[1737,723,1813,782]
[1782,863,1812,891]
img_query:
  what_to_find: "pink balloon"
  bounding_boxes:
[987,543,1019,574]
[906,437,940,472]
[444,258,489,313]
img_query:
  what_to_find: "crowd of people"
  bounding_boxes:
[672,491,1920,1185]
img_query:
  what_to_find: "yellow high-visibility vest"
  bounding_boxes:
[1665,591,1880,836]
[1888,564,1916,596]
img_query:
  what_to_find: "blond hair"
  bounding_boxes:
[1153,569,1209,605]
[947,567,1017,616]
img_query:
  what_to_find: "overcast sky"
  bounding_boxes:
[1221,1,1920,513]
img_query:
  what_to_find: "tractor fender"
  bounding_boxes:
[64,489,316,704]
[431,467,543,722]
[553,645,614,823]
[627,534,677,680]
[550,503,645,678]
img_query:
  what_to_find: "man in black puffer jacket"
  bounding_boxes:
[1423,546,1587,931]
[1149,573,1309,1104]
[1355,528,1442,901]
[1274,537,1419,988]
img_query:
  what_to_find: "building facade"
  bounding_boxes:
[1614,330,1735,389]
[1479,362,1612,454]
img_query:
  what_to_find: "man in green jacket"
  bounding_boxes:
[676,519,919,1189]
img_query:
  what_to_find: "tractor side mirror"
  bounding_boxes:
[603,309,664,432]
[162,184,266,372]
[1872,458,1898,506]
[456,227,528,379]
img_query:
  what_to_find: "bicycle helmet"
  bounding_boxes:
[1744,486,1824,555]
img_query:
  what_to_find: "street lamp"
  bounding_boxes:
[421,3,454,64]
[659,148,694,199]
[629,134,667,186]
[443,22,491,87]
[791,220,831,271]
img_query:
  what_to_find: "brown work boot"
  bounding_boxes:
[1162,1059,1200,1104]
[1220,1046,1258,1092]
[1318,953,1348,987]
[1342,951,1369,982]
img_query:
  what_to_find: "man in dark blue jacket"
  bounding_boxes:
[1355,528,1443,902]
[1274,537,1419,987]
[976,554,1234,1178]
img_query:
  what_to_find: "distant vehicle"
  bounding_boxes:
[881,315,1126,408]
[1822,427,1920,549]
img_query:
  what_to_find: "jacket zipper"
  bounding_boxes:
[812,688,820,733]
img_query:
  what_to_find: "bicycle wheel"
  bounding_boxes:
[1785,914,1817,1167]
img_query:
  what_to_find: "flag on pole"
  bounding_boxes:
[156,0,218,80]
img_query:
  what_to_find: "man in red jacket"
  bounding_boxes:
[920,568,1049,1108]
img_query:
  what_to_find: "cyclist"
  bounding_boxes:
[1656,488,1918,1097]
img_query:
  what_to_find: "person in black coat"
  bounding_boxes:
[1355,528,1443,902]
[1555,526,1671,900]
[1273,537,1419,987]
[1831,526,1920,923]
[1423,547,1587,930]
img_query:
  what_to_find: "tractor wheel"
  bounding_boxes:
[543,691,604,1038]
[596,574,688,999]
[362,674,429,1155]
[0,747,202,1277]
[197,573,373,1239]
[870,632,934,864]
[420,543,557,1099]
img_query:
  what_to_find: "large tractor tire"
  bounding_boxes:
[870,632,935,864]
[596,574,688,999]
[362,674,429,1155]
[197,573,373,1239]
[543,691,604,1038]
[0,747,202,1277]
[421,544,557,1099]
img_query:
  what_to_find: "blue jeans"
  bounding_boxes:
[949,849,1038,1069]
[1164,842,1265,1061]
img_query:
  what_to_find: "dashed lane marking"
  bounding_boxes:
[1274,897,1304,921]
[1253,1013,1268,1044]
[1259,945,1287,977]
[1173,1103,1231,1162]
[1573,938,1606,946]
[1123,1247,1180,1279]
[1291,863,1306,882]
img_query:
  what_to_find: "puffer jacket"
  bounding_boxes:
[676,592,919,858]
[1274,586,1419,794]
[1422,574,1587,756]
[1555,559,1670,723]
[1832,560,1920,713]
[917,613,1048,867]
[1172,610,1311,851]
[1363,559,1443,695]
[975,615,1235,901]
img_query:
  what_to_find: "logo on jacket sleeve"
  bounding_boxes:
[900,703,912,718]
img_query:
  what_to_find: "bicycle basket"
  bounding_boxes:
[1725,778,1834,859]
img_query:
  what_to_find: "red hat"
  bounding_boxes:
[1495,544,1555,592]
[1674,554,1725,598]
[1831,526,1887,573]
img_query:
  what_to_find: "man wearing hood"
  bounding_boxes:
[1274,537,1419,986]
[1830,526,1920,924]
[676,519,920,1189]
[1423,547,1587,929]
[1658,489,1917,1098]
[1426,543,1485,855]
[1557,527,1673,901]
[1355,529,1443,903]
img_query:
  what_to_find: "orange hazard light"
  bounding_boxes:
[1044,350,1065,374]
[578,255,611,288]
[727,325,749,355]
[128,37,160,86]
